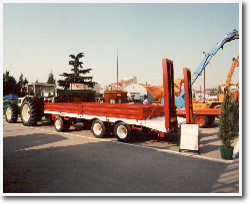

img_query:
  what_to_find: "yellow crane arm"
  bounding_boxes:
[225,54,239,87]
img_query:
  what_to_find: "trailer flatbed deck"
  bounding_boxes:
[44,102,186,133]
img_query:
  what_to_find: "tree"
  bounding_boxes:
[17,73,29,96]
[93,83,102,94]
[3,71,19,96]
[58,52,96,90]
[218,87,239,148]
[47,71,56,84]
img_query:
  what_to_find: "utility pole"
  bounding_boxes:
[117,46,118,90]
[203,51,206,103]
[204,68,205,102]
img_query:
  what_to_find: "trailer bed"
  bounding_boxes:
[44,102,185,133]
[45,102,165,120]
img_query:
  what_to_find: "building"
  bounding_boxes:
[109,77,137,91]
[124,84,164,104]
[124,84,147,102]
[193,88,218,102]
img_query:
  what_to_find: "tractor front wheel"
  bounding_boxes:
[5,103,18,123]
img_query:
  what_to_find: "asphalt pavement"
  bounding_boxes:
[3,117,240,194]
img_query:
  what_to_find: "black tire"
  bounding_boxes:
[21,98,38,126]
[45,115,54,125]
[5,103,18,123]
[54,117,70,132]
[36,98,44,121]
[114,122,131,142]
[207,116,215,125]
[214,105,221,118]
[91,119,106,138]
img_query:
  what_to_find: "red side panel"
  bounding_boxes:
[177,108,221,116]
[44,102,83,114]
[44,102,165,121]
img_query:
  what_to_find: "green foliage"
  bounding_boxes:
[58,52,96,90]
[218,87,239,148]
[47,71,56,84]
[3,71,19,96]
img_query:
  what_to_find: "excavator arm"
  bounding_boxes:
[225,54,239,87]
[175,29,239,108]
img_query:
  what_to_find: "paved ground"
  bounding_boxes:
[3,117,240,194]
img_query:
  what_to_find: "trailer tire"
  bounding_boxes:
[208,116,215,125]
[193,115,208,128]
[91,119,106,138]
[54,117,70,132]
[5,103,18,123]
[21,99,38,126]
[114,122,131,142]
[214,105,221,118]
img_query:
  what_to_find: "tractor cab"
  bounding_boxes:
[18,83,56,107]
[27,83,56,98]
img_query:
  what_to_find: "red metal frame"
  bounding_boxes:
[183,68,194,124]
[162,58,178,132]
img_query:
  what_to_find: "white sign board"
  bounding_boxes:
[71,83,85,90]
[180,124,199,151]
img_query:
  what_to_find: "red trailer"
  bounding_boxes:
[42,58,193,141]
[6,58,193,142]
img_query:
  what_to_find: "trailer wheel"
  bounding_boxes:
[207,116,215,126]
[193,115,208,128]
[5,103,18,123]
[114,122,131,142]
[54,117,70,132]
[91,119,106,138]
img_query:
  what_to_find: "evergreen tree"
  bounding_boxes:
[58,52,96,90]
[3,71,19,96]
[218,87,239,148]
[17,73,29,96]
[47,71,56,84]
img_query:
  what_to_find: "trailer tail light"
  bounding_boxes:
[170,117,177,123]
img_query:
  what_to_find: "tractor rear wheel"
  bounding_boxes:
[21,98,41,126]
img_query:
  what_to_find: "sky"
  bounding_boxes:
[3,2,241,90]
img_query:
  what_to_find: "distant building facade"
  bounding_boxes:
[109,76,137,91]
